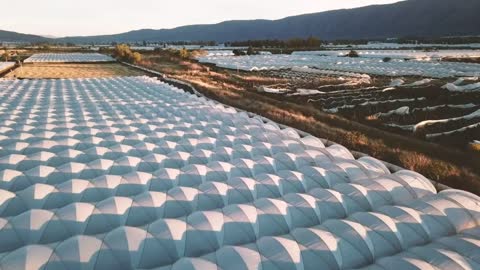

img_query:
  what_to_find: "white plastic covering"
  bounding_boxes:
[23,53,114,63]
[0,76,477,270]
[0,62,15,73]
[198,54,480,78]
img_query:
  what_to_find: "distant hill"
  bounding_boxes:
[58,0,480,43]
[0,30,49,43]
[3,0,480,44]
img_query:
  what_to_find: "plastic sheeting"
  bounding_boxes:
[198,54,480,78]
[0,76,477,270]
[0,62,15,73]
[23,53,114,63]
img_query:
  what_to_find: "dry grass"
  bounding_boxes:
[470,142,480,152]
[233,74,289,85]
[365,114,379,121]
[212,89,480,194]
[399,152,459,180]
[5,63,145,79]
[443,57,480,64]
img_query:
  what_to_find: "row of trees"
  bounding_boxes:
[1,48,21,62]
[152,47,190,59]
[1,48,9,61]
[232,47,258,56]
[228,37,322,48]
[113,44,142,63]
[397,36,480,45]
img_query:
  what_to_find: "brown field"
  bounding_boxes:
[443,57,480,64]
[5,63,145,79]
[137,50,480,195]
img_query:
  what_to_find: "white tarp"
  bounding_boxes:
[24,53,114,63]
[0,76,477,270]
[198,54,480,78]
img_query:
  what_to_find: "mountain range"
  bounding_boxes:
[1,0,479,44]
[0,29,48,43]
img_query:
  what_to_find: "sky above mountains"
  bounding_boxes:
[4,0,400,37]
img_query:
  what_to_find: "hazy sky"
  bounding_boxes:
[4,0,401,37]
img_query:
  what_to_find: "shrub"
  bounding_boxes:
[470,142,480,152]
[113,44,130,60]
[232,49,246,56]
[229,37,322,49]
[113,44,143,64]
[99,47,110,53]
[423,47,438,52]
[177,48,190,59]
[345,50,359,58]
[131,52,142,63]
[306,36,322,48]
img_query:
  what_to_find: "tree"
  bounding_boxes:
[247,47,256,55]
[232,49,246,56]
[132,52,142,63]
[286,38,304,48]
[113,44,132,60]
[306,36,321,48]
[2,48,9,62]
[113,44,143,64]
[346,50,359,58]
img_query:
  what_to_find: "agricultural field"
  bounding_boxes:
[4,63,145,79]
[0,75,479,270]
[293,49,480,60]
[198,51,480,77]
[257,69,480,149]
[324,42,480,49]
[24,53,115,63]
[197,50,480,150]
[0,52,143,79]
[138,49,480,194]
[4,0,480,267]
